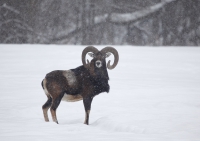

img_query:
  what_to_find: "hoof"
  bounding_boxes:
[84,122,89,125]
[53,120,59,124]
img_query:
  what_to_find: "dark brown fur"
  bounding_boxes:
[42,65,110,124]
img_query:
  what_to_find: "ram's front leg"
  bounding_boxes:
[83,97,93,125]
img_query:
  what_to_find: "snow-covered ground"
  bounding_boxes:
[0,45,200,141]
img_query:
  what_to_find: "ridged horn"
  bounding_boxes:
[100,47,119,70]
[82,46,99,69]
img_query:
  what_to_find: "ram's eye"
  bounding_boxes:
[105,52,111,58]
[88,53,95,58]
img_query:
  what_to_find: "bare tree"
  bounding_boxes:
[1,0,200,45]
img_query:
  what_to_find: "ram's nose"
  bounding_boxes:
[96,62,100,66]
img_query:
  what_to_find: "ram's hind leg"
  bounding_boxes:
[50,93,64,124]
[42,96,52,122]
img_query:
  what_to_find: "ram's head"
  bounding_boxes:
[82,46,119,70]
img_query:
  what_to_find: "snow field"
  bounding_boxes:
[0,45,200,141]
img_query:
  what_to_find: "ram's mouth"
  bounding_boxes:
[95,60,102,68]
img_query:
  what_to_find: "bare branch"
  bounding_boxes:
[90,0,177,25]
[1,3,20,14]
[109,0,177,23]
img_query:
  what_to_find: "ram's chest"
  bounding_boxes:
[92,79,110,95]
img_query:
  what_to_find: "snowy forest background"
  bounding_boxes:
[0,0,200,46]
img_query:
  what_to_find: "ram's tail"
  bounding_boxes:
[41,79,44,89]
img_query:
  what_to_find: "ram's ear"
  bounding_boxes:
[105,52,111,58]
[88,53,95,58]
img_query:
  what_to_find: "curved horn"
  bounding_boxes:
[101,47,119,70]
[82,46,99,69]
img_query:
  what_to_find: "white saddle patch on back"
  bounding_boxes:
[62,94,83,102]
[63,70,76,86]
